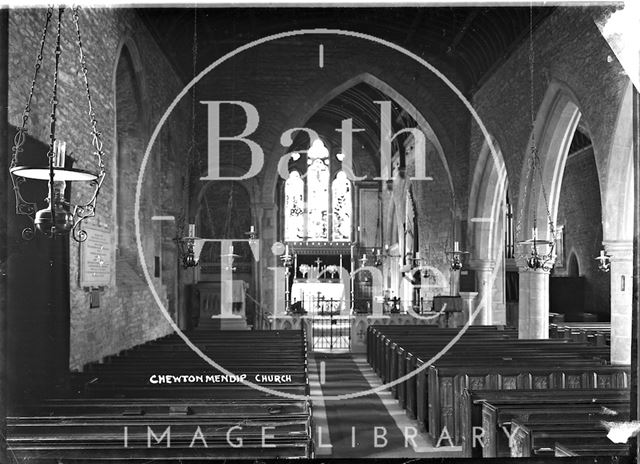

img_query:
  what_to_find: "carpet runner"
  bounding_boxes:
[311,353,461,458]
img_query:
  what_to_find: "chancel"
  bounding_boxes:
[0,2,639,461]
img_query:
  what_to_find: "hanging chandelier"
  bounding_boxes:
[515,128,557,272]
[176,223,203,269]
[410,250,431,279]
[445,240,469,271]
[516,8,557,272]
[10,7,105,242]
[175,8,201,269]
[516,147,557,272]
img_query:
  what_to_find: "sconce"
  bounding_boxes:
[245,225,258,249]
[410,251,431,279]
[595,249,611,273]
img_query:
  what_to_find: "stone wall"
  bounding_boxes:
[470,6,627,221]
[8,8,191,371]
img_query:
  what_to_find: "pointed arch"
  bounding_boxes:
[263,73,453,202]
[468,137,508,264]
[603,80,634,244]
[516,81,584,242]
[114,41,147,261]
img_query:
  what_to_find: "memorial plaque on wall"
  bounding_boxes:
[79,223,112,288]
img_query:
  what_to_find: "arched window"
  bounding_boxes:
[283,139,352,243]
[284,171,305,241]
[332,171,352,241]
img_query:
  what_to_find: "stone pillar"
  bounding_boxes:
[459,291,479,325]
[470,259,495,325]
[258,203,278,328]
[517,266,550,339]
[604,240,633,365]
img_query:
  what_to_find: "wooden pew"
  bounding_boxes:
[459,388,629,458]
[9,329,313,460]
[555,440,629,457]
[508,414,627,458]
[407,341,610,433]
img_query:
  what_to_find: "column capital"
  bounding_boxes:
[603,240,633,261]
[468,259,495,271]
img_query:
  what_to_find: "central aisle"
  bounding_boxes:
[309,353,462,458]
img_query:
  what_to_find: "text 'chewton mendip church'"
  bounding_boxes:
[0,3,639,462]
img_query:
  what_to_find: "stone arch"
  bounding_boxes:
[468,137,508,263]
[517,80,585,241]
[467,137,508,324]
[603,81,634,244]
[194,165,259,231]
[601,80,634,365]
[262,73,453,202]
[567,251,580,277]
[113,40,148,266]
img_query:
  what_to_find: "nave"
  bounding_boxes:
[2,3,640,463]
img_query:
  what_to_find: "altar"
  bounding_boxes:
[290,280,346,314]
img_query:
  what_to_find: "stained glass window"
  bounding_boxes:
[283,139,352,243]
[332,171,352,241]
[307,158,329,240]
[284,171,305,241]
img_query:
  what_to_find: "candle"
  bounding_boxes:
[532,227,537,239]
[285,244,289,255]
[362,253,366,259]
[229,245,234,255]
[416,251,421,260]
[250,225,255,233]
[53,140,66,168]
[600,250,606,258]
[188,223,195,237]
[454,241,459,252]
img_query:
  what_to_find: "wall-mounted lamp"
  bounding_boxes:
[595,249,611,273]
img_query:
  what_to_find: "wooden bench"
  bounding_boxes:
[459,388,630,458]
[509,414,627,457]
[9,329,313,460]
[555,440,629,457]
[401,339,608,417]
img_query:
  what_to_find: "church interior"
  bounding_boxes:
[0,3,638,461]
